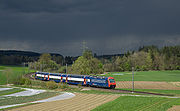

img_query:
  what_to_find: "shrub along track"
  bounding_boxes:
[25,73,174,96]
[8,93,119,111]
[24,73,35,80]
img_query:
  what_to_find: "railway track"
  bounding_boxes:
[24,73,174,96]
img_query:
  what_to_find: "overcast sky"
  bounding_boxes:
[0,0,180,56]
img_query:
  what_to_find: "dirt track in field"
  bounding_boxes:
[8,93,119,111]
[167,105,180,111]
[116,81,180,90]
[169,82,180,87]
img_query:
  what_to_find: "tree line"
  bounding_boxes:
[29,45,180,75]
[104,45,180,72]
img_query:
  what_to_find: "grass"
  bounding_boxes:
[0,65,32,85]
[92,96,180,111]
[117,88,180,96]
[103,70,180,82]
[0,91,60,106]
[0,88,25,96]
[68,88,180,97]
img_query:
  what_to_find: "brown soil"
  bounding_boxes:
[169,82,180,87]
[8,93,119,111]
[167,105,180,111]
[116,81,180,90]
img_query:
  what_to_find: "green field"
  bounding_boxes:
[93,70,180,111]
[92,96,180,111]
[0,65,31,85]
[0,91,59,106]
[117,88,180,96]
[0,88,25,96]
[103,70,180,82]
[80,89,180,96]
[0,66,180,111]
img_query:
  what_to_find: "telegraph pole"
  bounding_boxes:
[66,63,68,74]
[82,41,88,54]
[23,62,25,74]
[132,67,134,93]
[40,64,42,72]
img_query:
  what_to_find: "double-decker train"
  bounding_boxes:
[35,72,116,89]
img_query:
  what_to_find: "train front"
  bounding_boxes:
[108,77,116,89]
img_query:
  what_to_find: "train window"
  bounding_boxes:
[109,79,115,83]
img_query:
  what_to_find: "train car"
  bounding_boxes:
[35,72,116,89]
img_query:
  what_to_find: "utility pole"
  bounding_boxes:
[34,64,36,72]
[132,67,134,93]
[82,41,88,54]
[40,64,42,72]
[24,62,26,74]
[22,62,25,74]
[66,63,68,74]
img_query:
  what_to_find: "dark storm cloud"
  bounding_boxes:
[0,0,81,13]
[0,0,123,14]
[0,0,180,56]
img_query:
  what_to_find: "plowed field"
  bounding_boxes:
[169,82,180,87]
[116,81,180,90]
[167,105,180,111]
[8,93,119,111]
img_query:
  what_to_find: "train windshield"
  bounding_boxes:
[109,79,115,83]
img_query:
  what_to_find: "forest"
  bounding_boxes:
[103,45,180,72]
[27,45,180,74]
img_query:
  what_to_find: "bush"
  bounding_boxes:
[46,81,58,89]
[58,83,69,89]
[58,66,66,73]
[13,76,25,85]
[176,66,180,70]
[13,77,32,85]
[24,78,32,85]
[141,65,148,71]
[31,80,46,88]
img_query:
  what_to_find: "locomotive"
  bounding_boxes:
[35,72,116,89]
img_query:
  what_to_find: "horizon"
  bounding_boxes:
[0,44,178,57]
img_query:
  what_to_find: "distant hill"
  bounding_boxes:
[0,50,125,65]
[0,50,63,57]
[0,50,64,65]
[0,50,40,57]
